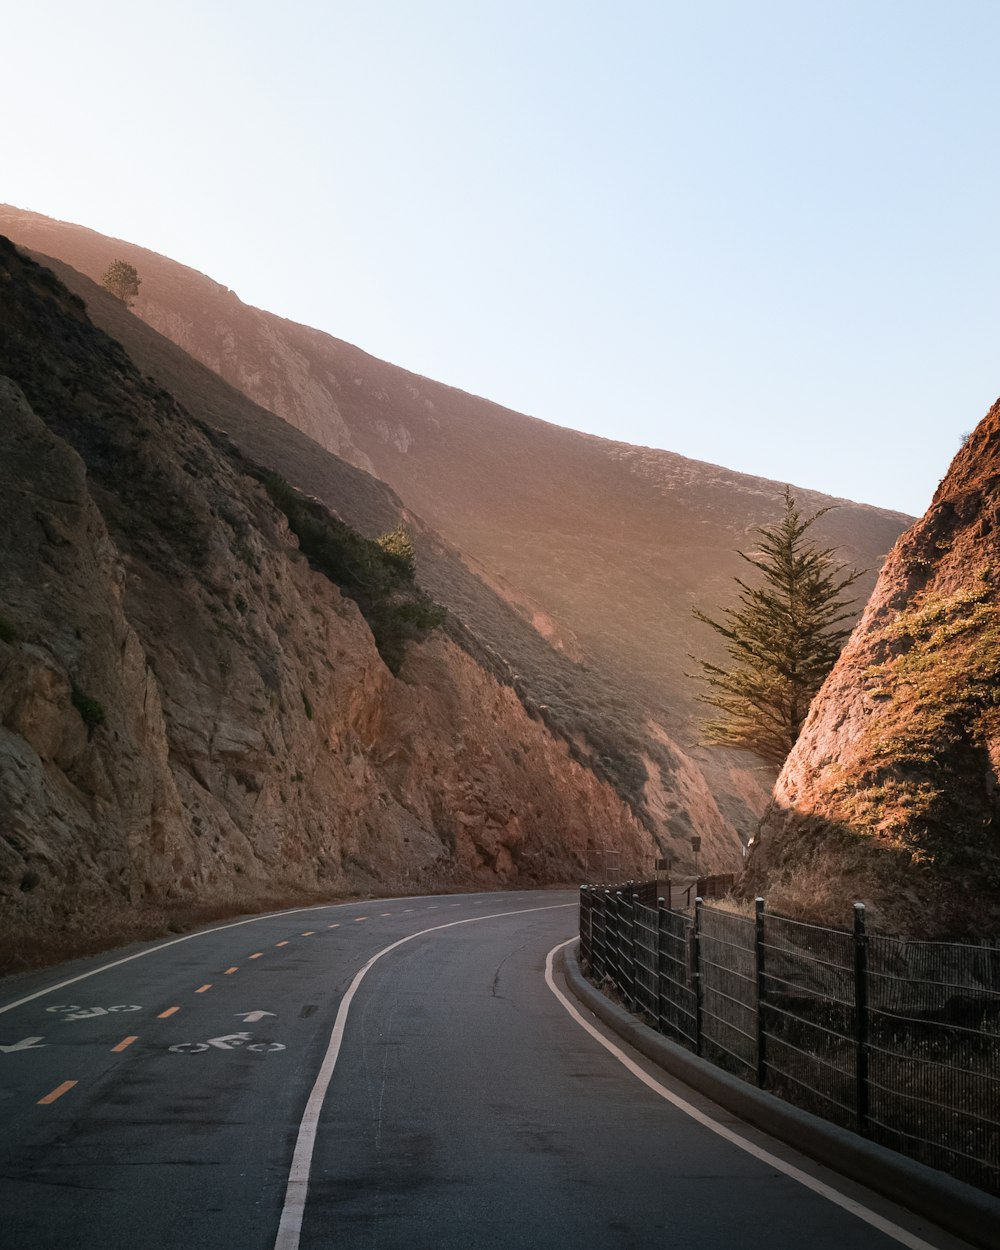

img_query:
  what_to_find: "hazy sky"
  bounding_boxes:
[4,1,998,516]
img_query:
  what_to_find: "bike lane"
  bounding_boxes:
[0,892,540,1249]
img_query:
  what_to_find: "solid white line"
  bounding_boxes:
[543,940,943,1250]
[0,891,535,1017]
[272,903,574,1250]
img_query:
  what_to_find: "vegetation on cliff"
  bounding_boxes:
[260,472,445,674]
[849,579,1000,870]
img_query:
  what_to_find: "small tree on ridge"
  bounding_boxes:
[690,488,863,767]
[101,258,141,308]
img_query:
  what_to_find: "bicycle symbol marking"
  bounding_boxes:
[169,1031,285,1055]
[46,1005,142,1021]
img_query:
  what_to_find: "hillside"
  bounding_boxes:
[745,398,1000,936]
[0,206,912,863]
[0,237,655,970]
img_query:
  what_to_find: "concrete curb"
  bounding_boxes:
[558,941,1000,1250]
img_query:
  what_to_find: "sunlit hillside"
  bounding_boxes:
[0,206,912,866]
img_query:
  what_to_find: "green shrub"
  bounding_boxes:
[71,685,105,736]
[262,472,445,674]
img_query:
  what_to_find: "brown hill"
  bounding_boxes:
[0,237,654,970]
[745,399,1000,936]
[0,205,912,865]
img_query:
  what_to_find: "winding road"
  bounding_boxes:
[0,890,975,1249]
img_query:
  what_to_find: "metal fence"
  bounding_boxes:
[578,884,1000,1196]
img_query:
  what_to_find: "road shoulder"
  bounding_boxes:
[558,941,1000,1250]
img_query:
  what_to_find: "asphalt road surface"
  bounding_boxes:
[0,890,977,1250]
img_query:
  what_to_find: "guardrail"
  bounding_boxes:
[579,883,1000,1196]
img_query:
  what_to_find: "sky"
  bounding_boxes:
[3,0,998,517]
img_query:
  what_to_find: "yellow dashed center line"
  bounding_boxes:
[381,912,392,916]
[276,940,289,947]
[327,924,339,929]
[158,1006,180,1019]
[224,967,239,975]
[301,931,315,937]
[354,917,367,923]
[38,1081,77,1106]
[196,984,212,993]
[112,1036,138,1053]
[249,952,263,959]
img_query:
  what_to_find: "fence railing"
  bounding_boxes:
[578,883,1000,1196]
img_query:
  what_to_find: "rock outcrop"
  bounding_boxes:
[0,238,653,970]
[745,400,1000,936]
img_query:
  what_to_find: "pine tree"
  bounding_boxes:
[691,489,863,767]
[100,259,141,308]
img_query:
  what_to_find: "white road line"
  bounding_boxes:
[0,893,554,1016]
[273,902,574,1250]
[543,939,943,1250]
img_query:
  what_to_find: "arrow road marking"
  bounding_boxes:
[0,1036,45,1053]
[236,1011,276,1023]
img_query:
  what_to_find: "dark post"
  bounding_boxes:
[630,891,640,1010]
[853,902,869,1135]
[693,896,704,1057]
[625,889,635,1007]
[656,895,666,1032]
[579,886,590,970]
[754,897,767,1088]
[601,889,610,984]
[614,890,624,997]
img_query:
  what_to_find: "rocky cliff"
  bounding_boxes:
[0,206,912,866]
[745,400,1000,936]
[0,238,654,970]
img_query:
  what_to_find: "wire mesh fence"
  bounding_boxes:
[698,904,757,1079]
[578,883,1000,1197]
[866,932,1000,1193]
[760,910,858,1130]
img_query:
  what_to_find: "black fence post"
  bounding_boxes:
[631,891,641,1011]
[656,895,666,1033]
[754,896,767,1088]
[623,890,631,1005]
[579,886,590,971]
[693,896,704,1057]
[853,901,870,1136]
[614,890,624,998]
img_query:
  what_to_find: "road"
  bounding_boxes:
[0,890,975,1250]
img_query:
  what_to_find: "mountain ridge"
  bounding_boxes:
[0,205,912,864]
